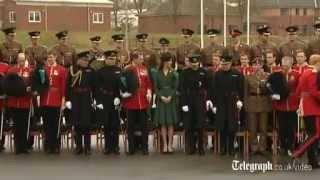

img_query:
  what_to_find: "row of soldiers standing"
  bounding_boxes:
[0,23,319,167]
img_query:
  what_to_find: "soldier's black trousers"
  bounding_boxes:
[75,125,91,151]
[127,109,148,153]
[103,107,120,152]
[220,130,235,154]
[43,107,60,152]
[185,129,204,153]
[11,108,29,153]
[304,116,319,166]
[277,111,297,151]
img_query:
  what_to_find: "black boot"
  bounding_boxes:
[228,135,235,156]
[84,134,91,156]
[74,147,83,155]
[112,132,120,155]
[74,134,83,155]
[198,129,205,156]
[186,130,195,155]
[84,148,91,156]
[104,133,111,155]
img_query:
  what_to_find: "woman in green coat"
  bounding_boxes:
[154,53,178,153]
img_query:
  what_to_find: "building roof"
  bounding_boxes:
[15,0,113,4]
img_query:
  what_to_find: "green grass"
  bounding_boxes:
[0,31,314,51]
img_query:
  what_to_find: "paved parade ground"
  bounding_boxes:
[0,149,319,180]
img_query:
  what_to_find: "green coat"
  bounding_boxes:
[153,70,178,126]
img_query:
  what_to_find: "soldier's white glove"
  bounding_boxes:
[236,100,243,110]
[182,105,189,112]
[152,103,157,109]
[97,104,104,110]
[65,101,72,109]
[121,92,132,98]
[114,97,121,106]
[211,107,217,114]
[296,108,301,117]
[146,90,152,103]
[271,94,281,100]
[206,100,213,111]
[93,99,97,106]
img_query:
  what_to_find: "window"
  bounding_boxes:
[303,8,308,16]
[295,8,299,16]
[9,11,16,23]
[280,8,289,16]
[92,12,104,24]
[28,11,41,23]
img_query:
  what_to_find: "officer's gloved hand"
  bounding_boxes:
[65,101,72,109]
[121,92,132,98]
[206,100,213,111]
[114,97,121,106]
[182,105,189,112]
[152,103,157,109]
[97,104,104,110]
[296,108,301,117]
[236,100,243,110]
[271,94,281,100]
[211,107,217,114]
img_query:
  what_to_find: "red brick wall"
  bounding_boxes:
[89,7,112,32]
[3,1,112,32]
[15,5,45,30]
[2,0,17,28]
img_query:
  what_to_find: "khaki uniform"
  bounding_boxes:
[279,40,306,63]
[176,43,200,69]
[201,43,224,67]
[0,41,23,65]
[306,38,320,58]
[244,72,272,152]
[251,41,279,65]
[51,44,77,67]
[88,48,104,59]
[88,48,104,71]
[25,45,48,66]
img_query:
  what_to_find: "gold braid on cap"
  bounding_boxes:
[69,66,82,87]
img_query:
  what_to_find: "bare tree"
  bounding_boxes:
[170,0,181,31]
[111,0,124,29]
[132,0,145,15]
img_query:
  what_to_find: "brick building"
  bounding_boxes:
[0,0,113,32]
[139,0,318,36]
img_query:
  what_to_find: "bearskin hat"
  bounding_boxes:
[2,73,27,97]
[266,72,290,101]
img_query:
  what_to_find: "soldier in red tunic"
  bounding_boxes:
[293,49,311,75]
[270,56,300,156]
[122,50,152,155]
[6,53,33,154]
[40,51,67,154]
[238,53,256,76]
[294,55,320,169]
[0,61,9,152]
